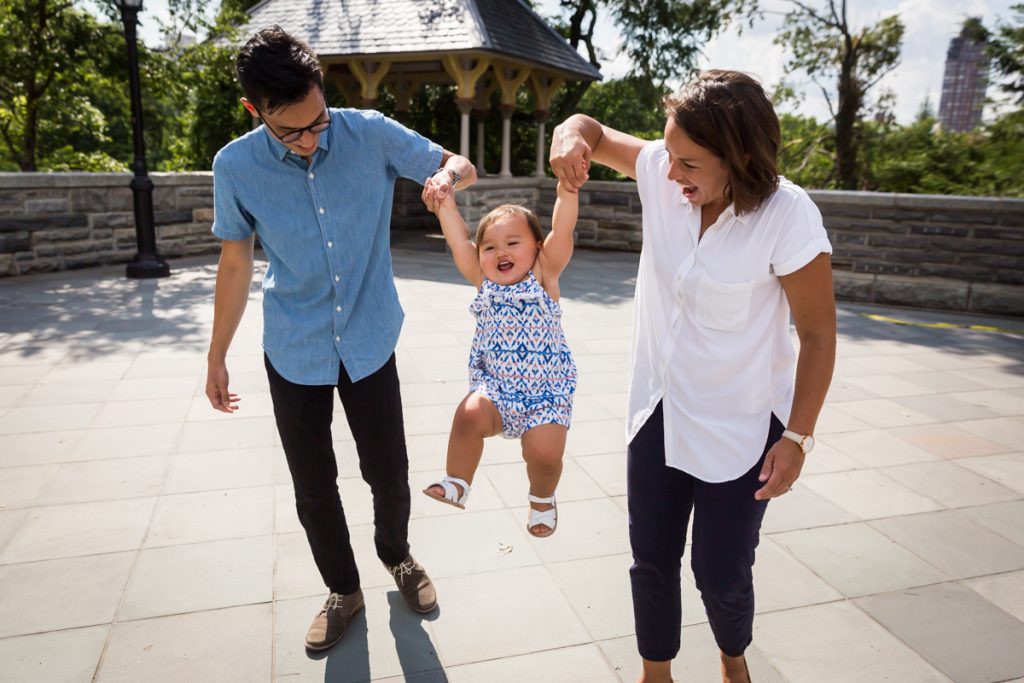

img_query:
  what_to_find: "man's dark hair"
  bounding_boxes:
[236,26,324,114]
[663,70,781,215]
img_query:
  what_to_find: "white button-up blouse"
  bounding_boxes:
[626,140,833,482]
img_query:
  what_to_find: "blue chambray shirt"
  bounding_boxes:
[211,108,442,384]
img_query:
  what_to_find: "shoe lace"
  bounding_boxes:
[322,592,344,613]
[387,559,415,584]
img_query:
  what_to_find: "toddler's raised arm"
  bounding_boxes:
[433,193,483,287]
[540,180,579,277]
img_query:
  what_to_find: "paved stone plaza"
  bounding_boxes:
[1,246,1023,682]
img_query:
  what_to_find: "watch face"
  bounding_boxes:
[804,435,815,453]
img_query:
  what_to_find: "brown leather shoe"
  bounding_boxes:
[304,589,364,652]
[385,554,437,613]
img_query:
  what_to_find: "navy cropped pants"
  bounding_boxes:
[627,401,784,661]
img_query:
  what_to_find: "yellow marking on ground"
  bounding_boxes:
[859,313,1024,335]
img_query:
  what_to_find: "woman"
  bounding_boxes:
[550,70,836,683]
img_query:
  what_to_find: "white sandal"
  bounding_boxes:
[422,475,471,509]
[526,493,557,538]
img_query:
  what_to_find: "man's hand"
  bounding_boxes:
[754,438,804,500]
[421,176,457,214]
[549,133,591,191]
[206,359,241,413]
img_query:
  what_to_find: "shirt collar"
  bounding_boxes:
[680,195,745,223]
[263,111,334,162]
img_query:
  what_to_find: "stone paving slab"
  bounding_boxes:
[0,248,1023,682]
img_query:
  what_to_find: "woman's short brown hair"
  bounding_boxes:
[663,70,780,215]
[475,204,543,252]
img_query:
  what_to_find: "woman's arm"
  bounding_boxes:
[755,253,837,500]
[550,114,649,187]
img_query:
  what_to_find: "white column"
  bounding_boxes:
[460,110,471,159]
[534,119,546,178]
[500,109,513,178]
[476,117,486,174]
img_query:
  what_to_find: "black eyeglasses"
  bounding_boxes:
[259,109,331,144]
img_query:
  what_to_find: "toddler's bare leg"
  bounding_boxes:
[427,392,501,499]
[521,423,568,534]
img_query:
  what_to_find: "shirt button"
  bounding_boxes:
[309,172,315,179]
[319,207,325,214]
[327,241,333,248]
[334,275,340,282]
[336,306,342,312]
[335,336,340,342]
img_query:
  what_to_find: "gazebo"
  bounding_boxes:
[239,0,602,177]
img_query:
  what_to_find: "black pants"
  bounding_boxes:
[627,401,784,661]
[265,353,411,595]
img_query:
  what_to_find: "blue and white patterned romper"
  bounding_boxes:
[468,272,577,439]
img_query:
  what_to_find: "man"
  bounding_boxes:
[205,25,476,652]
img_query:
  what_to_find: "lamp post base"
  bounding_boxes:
[126,254,171,279]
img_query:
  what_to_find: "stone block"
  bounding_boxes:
[832,271,874,302]
[0,253,12,276]
[968,283,1024,317]
[89,212,134,229]
[26,198,69,213]
[994,270,1024,285]
[16,257,59,274]
[32,227,92,242]
[874,276,969,310]
[957,253,1022,269]
[869,207,929,221]
[866,234,928,249]
[0,214,88,231]
[175,185,213,209]
[69,187,109,213]
[928,210,997,225]
[820,205,871,219]
[0,231,31,252]
[588,191,631,206]
[917,264,994,282]
[853,261,918,276]
[153,187,178,212]
[975,227,1024,240]
[154,209,194,225]
[106,187,134,211]
[62,251,123,270]
[91,228,114,241]
[835,233,867,245]
[909,223,969,237]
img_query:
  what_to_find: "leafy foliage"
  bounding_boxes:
[776,0,904,189]
[989,3,1024,104]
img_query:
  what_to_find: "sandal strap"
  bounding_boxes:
[527,493,555,505]
[435,475,471,505]
[528,506,558,529]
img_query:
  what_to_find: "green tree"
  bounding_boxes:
[0,0,119,170]
[547,0,757,119]
[989,3,1024,104]
[776,0,904,189]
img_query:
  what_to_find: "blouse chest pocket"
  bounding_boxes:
[695,274,753,332]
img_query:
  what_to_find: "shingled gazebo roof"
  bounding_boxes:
[240,0,602,82]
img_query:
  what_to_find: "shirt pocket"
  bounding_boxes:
[695,274,753,332]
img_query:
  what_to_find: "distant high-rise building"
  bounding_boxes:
[938,20,990,132]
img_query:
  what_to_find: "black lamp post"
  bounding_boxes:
[116,0,170,279]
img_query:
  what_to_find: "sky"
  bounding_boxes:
[126,0,1019,124]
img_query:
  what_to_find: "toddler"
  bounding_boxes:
[421,180,580,537]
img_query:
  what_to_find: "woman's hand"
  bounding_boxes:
[754,438,804,500]
[549,131,591,191]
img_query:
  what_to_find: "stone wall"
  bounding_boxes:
[3,172,1022,316]
[0,172,216,277]
[395,178,1024,317]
